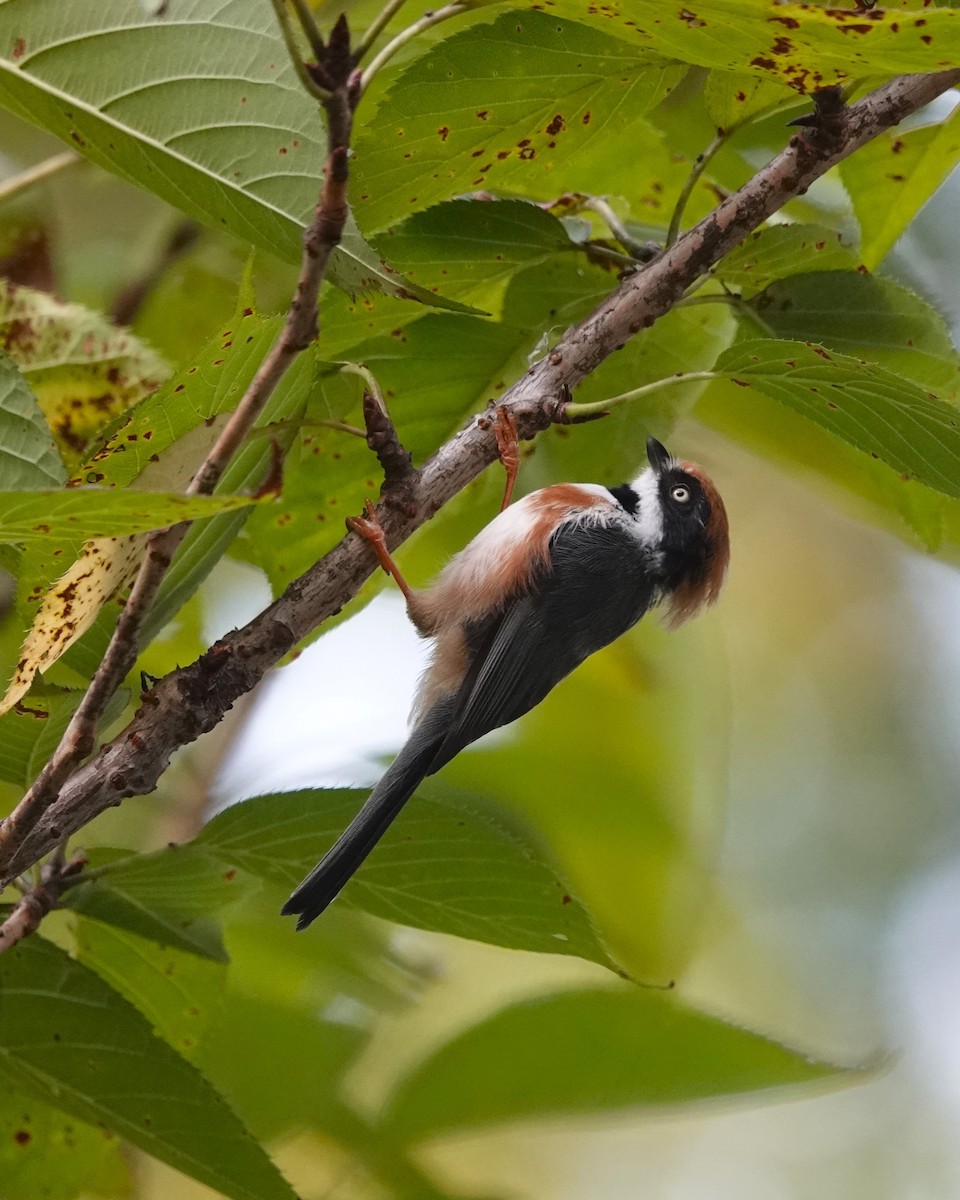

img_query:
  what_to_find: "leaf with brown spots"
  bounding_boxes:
[2,306,316,709]
[0,1086,129,1200]
[703,68,796,132]
[353,10,684,233]
[540,0,960,93]
[0,7,469,310]
[0,281,168,467]
[747,271,960,398]
[0,532,145,715]
[0,936,297,1200]
[715,338,960,499]
[0,488,262,544]
[717,223,859,297]
[840,103,960,269]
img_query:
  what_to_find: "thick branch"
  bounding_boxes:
[2,69,956,881]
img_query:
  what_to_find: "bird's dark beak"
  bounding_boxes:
[646,436,672,475]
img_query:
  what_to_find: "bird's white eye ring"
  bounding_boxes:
[671,485,691,503]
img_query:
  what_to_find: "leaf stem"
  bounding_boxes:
[359,3,469,95]
[288,0,326,60]
[565,370,720,419]
[354,0,412,61]
[269,0,329,102]
[0,151,78,204]
[666,132,728,249]
[340,361,386,408]
[583,196,660,261]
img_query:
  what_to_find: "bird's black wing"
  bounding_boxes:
[427,518,659,773]
[282,518,658,929]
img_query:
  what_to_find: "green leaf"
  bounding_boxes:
[6,306,315,703]
[0,281,168,465]
[0,684,81,787]
[0,352,65,489]
[716,225,860,298]
[191,790,623,973]
[703,69,793,133]
[0,488,261,543]
[72,917,229,1061]
[371,198,574,310]
[697,374,959,554]
[382,986,851,1141]
[243,252,615,595]
[715,338,960,498]
[353,9,684,233]
[62,846,251,961]
[840,106,960,269]
[0,1,459,308]
[193,983,365,1142]
[0,683,127,788]
[78,309,296,491]
[437,615,729,983]
[748,271,960,397]
[542,0,960,91]
[0,936,296,1200]
[0,1086,129,1200]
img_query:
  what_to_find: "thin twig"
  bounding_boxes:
[0,30,359,884]
[359,2,468,95]
[665,132,729,249]
[354,0,411,59]
[110,220,201,327]
[0,853,85,956]
[0,151,78,205]
[1,68,957,882]
[564,370,720,420]
[583,196,660,261]
[289,0,327,60]
[270,0,330,102]
[247,416,368,441]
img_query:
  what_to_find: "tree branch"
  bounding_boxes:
[0,853,86,953]
[0,39,358,883]
[1,68,956,883]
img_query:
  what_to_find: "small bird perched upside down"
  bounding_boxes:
[282,435,729,929]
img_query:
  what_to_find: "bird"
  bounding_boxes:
[282,433,729,930]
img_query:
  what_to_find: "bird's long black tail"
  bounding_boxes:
[281,703,452,930]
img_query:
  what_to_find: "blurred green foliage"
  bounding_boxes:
[0,2,958,1198]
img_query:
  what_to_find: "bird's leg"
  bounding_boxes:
[492,405,520,511]
[347,500,415,604]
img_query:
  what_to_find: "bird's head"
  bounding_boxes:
[633,436,730,627]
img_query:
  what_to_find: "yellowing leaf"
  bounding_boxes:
[0,487,260,714]
[1,533,143,715]
[544,0,960,92]
[0,280,168,464]
[840,105,960,269]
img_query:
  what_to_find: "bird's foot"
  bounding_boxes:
[347,500,415,602]
[488,405,520,511]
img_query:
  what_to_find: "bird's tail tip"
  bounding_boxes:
[280,885,331,931]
